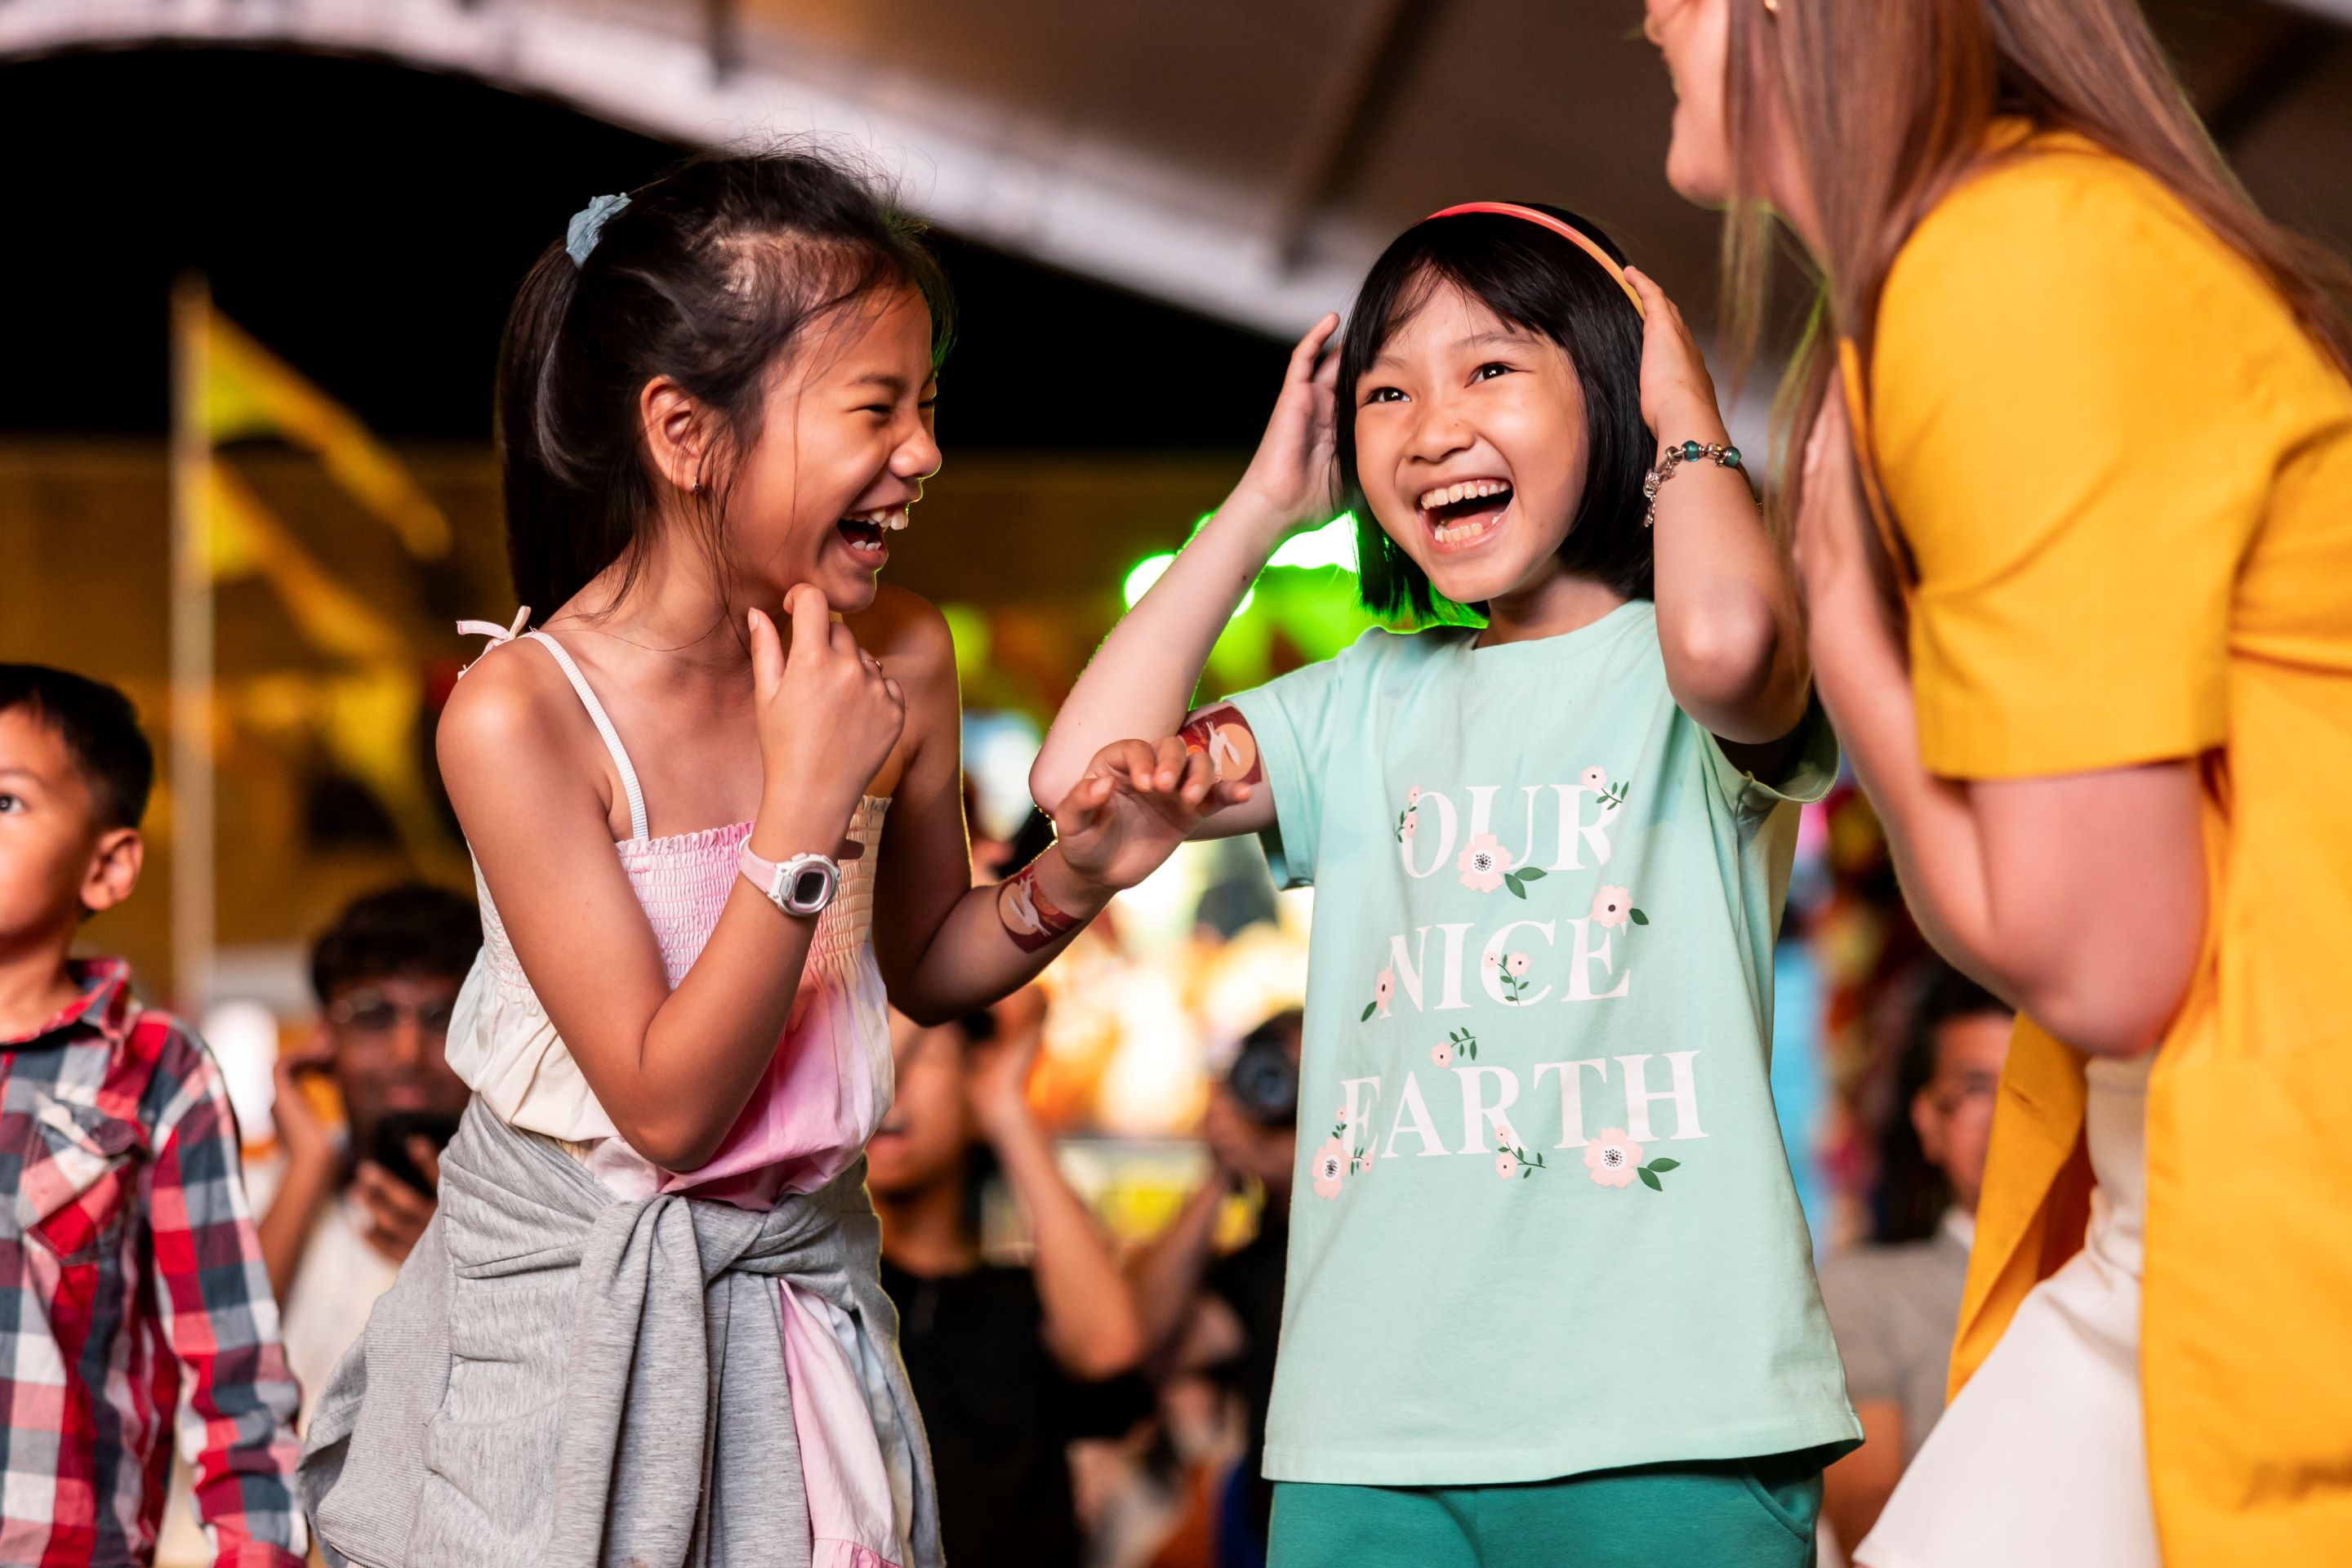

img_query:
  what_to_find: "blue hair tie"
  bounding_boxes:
[565,193,630,266]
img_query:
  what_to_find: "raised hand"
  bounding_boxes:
[1226,312,1343,538]
[1624,267,1731,444]
[1049,737,1254,894]
[750,583,906,834]
[270,1037,338,1175]
[962,991,1045,1141]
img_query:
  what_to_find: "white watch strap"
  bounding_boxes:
[737,842,839,912]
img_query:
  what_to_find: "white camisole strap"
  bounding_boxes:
[523,630,650,843]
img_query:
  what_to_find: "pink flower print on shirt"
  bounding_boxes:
[1494,951,1537,1004]
[1494,1150,1519,1179]
[1458,834,1513,893]
[1356,1147,1376,1174]
[1591,886,1648,929]
[1361,968,1397,1022]
[1312,1138,1349,1199]
[1431,1040,1453,1068]
[1579,766,1608,792]
[1585,1129,1644,1188]
[1460,836,1550,899]
[1396,788,1422,844]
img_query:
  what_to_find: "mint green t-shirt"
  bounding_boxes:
[1227,602,1859,1486]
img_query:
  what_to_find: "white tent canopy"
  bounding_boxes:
[7,0,2348,335]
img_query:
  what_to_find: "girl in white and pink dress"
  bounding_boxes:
[298,149,1246,1568]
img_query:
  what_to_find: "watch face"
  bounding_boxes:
[784,862,835,914]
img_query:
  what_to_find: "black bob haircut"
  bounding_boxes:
[1335,205,1652,621]
[310,883,483,1005]
[0,665,154,831]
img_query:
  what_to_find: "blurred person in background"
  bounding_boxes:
[1130,1010,1300,1568]
[1816,963,2011,1551]
[869,992,1151,1568]
[256,883,479,1407]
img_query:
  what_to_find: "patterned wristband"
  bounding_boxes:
[1642,439,1744,528]
[998,854,1085,953]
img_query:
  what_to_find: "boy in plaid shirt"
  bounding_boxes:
[0,666,303,1566]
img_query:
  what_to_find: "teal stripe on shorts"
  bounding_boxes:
[1268,1453,1823,1568]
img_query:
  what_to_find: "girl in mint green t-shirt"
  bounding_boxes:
[1034,205,1859,1567]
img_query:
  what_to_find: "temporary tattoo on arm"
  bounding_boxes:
[1177,704,1263,788]
[997,857,1084,954]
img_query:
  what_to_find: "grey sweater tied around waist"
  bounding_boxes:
[298,1100,941,1568]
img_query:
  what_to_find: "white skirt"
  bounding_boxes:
[1855,1053,2158,1568]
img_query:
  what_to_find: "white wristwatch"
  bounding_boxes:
[738,843,842,917]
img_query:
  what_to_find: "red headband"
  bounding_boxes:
[1423,202,1646,317]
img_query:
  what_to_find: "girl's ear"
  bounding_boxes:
[639,376,714,495]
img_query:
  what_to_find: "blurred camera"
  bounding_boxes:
[1226,1010,1303,1126]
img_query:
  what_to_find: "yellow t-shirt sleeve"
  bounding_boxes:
[1872,149,2285,780]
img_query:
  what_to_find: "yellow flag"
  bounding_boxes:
[173,292,456,868]
[203,307,452,561]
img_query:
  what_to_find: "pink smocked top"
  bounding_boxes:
[444,623,908,1568]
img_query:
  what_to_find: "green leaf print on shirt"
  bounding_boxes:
[1502,866,1548,899]
[1495,1145,1549,1180]
[1637,1157,1682,1192]
[1580,764,1632,813]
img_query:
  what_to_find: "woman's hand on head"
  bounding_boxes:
[1625,268,1730,443]
[1225,312,1343,543]
[750,584,906,831]
[1049,737,1253,894]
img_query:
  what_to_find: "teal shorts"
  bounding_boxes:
[1267,1454,1823,1568]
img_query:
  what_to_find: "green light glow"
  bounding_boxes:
[1122,552,1178,608]
[1267,512,1360,572]
[1121,550,1256,617]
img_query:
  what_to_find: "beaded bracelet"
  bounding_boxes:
[1642,439,1744,528]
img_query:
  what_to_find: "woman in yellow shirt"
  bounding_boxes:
[1642,2,2352,1565]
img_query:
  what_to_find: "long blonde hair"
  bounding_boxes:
[1723,0,2352,523]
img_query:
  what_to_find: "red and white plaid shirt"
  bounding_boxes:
[0,959,304,1567]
